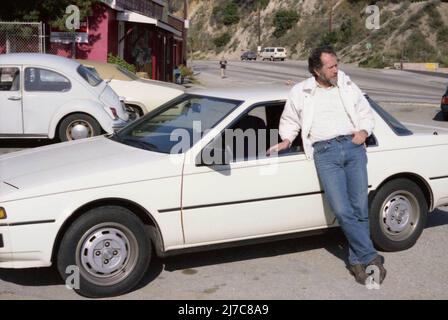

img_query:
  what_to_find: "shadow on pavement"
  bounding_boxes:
[0,139,56,149]
[162,229,348,272]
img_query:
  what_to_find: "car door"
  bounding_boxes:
[22,66,72,135]
[181,102,336,245]
[0,66,23,135]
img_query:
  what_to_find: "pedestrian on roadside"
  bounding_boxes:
[268,45,387,286]
[219,57,228,78]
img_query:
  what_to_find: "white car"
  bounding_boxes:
[0,53,130,141]
[260,47,287,61]
[1,87,447,297]
[78,60,185,117]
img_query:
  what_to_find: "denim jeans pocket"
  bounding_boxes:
[313,142,329,155]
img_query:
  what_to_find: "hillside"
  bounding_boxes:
[184,0,448,67]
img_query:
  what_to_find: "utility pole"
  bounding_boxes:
[329,0,333,33]
[257,1,261,52]
[183,0,189,66]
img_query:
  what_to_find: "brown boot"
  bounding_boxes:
[348,264,368,285]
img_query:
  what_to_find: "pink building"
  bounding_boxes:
[47,0,185,82]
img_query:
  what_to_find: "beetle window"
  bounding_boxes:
[77,65,103,86]
[25,68,71,92]
[0,67,20,91]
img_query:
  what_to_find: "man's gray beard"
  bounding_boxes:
[318,74,338,87]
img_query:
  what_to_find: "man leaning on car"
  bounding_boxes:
[268,45,387,286]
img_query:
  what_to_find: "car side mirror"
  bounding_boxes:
[196,144,232,167]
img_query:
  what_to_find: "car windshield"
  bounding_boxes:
[111,94,243,153]
[367,96,413,136]
[77,65,103,86]
[116,66,139,81]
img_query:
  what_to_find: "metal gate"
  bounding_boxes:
[0,21,44,54]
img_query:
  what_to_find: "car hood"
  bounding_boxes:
[0,136,183,202]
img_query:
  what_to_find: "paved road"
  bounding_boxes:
[1,60,448,300]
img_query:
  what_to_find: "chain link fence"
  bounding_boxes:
[0,22,44,54]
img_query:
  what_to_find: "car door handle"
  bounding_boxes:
[8,96,21,101]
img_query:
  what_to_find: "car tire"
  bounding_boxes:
[369,178,428,252]
[57,206,152,298]
[58,113,102,142]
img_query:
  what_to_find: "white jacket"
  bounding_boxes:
[279,70,375,159]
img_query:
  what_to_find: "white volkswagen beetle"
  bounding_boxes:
[0,53,130,141]
[1,87,447,297]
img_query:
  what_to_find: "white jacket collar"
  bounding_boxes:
[302,70,351,95]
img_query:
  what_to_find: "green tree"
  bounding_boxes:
[213,32,232,48]
[273,10,299,38]
[0,0,97,31]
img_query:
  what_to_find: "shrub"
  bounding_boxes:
[213,32,232,48]
[273,9,299,38]
[107,53,136,73]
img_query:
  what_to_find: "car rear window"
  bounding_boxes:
[77,65,103,86]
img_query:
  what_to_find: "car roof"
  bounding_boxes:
[188,86,289,102]
[0,53,80,72]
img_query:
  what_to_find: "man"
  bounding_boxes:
[219,57,227,78]
[268,45,386,285]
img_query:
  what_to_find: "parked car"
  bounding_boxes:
[241,51,257,61]
[440,85,448,120]
[260,47,287,61]
[77,60,185,118]
[0,53,130,141]
[1,87,447,297]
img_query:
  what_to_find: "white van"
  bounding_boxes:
[260,47,287,61]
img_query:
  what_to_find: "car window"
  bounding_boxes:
[0,67,20,91]
[112,94,243,154]
[77,65,103,86]
[83,66,102,79]
[200,102,302,165]
[25,67,71,92]
[277,48,285,52]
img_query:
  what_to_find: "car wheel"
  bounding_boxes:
[58,113,102,142]
[57,206,151,298]
[369,178,428,252]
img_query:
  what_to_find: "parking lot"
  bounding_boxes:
[1,60,448,300]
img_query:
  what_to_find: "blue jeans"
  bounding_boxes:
[313,135,377,265]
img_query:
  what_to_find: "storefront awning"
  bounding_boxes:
[117,10,157,25]
[117,10,182,38]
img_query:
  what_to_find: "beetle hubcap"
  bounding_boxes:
[67,120,93,140]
